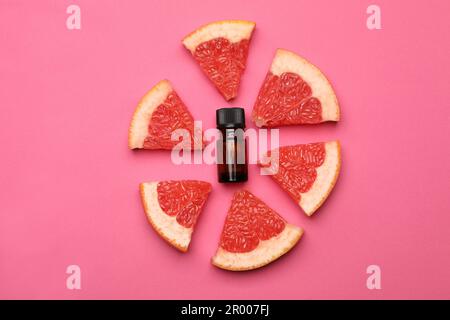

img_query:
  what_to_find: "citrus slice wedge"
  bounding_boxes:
[260,141,341,216]
[212,190,303,271]
[182,20,256,101]
[140,180,212,252]
[128,80,202,150]
[252,49,340,127]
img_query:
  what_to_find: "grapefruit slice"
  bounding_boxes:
[260,141,341,216]
[140,180,212,252]
[128,80,202,150]
[212,190,303,271]
[182,20,256,101]
[252,49,340,127]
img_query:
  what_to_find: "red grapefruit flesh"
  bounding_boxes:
[260,141,341,216]
[182,20,256,101]
[128,80,202,150]
[252,49,340,127]
[140,180,212,252]
[212,190,303,271]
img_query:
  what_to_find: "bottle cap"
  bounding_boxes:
[216,108,246,128]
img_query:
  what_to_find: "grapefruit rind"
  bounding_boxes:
[182,20,256,53]
[254,48,340,126]
[211,224,303,271]
[140,182,193,252]
[300,141,341,216]
[128,80,172,149]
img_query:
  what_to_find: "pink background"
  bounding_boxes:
[1,0,449,299]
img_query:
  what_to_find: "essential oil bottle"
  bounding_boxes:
[216,108,248,183]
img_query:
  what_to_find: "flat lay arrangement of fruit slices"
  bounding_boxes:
[128,20,342,271]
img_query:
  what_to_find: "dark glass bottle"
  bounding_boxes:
[216,108,248,183]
